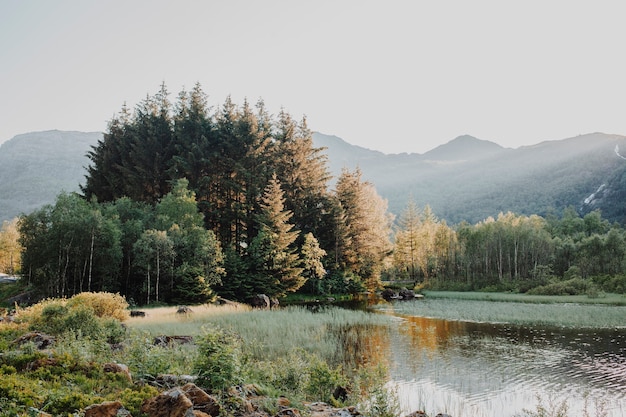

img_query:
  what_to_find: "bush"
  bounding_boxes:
[526,278,590,296]
[21,293,128,342]
[66,292,129,321]
[194,324,243,392]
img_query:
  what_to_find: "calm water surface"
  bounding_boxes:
[374,302,626,417]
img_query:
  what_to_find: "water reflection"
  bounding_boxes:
[382,311,626,417]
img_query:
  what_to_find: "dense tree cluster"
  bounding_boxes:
[17,84,392,303]
[391,203,626,294]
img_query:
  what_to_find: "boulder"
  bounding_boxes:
[103,362,132,383]
[306,403,360,417]
[249,294,271,309]
[130,310,146,317]
[141,387,194,417]
[381,288,399,301]
[177,305,193,315]
[141,385,220,417]
[12,331,55,349]
[181,383,220,416]
[275,408,301,417]
[398,288,416,299]
[153,335,194,347]
[84,401,131,417]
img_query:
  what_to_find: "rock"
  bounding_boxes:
[84,400,132,417]
[177,305,193,314]
[306,402,361,417]
[381,288,399,301]
[12,331,55,349]
[249,294,271,309]
[103,363,132,383]
[153,335,194,347]
[141,387,194,417]
[275,408,301,417]
[26,357,60,371]
[142,384,220,417]
[181,383,220,416]
[130,310,146,317]
[398,288,416,299]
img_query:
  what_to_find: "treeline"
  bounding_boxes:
[10,84,626,303]
[391,205,626,294]
[17,84,393,304]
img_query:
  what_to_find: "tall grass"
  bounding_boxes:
[377,297,626,328]
[128,304,392,365]
[423,291,626,305]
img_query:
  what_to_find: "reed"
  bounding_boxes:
[378,296,626,328]
[128,304,392,365]
[423,291,626,306]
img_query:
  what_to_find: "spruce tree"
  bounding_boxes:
[248,174,303,298]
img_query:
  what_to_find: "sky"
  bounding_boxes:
[1,1,625,155]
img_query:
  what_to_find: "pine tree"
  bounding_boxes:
[248,174,303,298]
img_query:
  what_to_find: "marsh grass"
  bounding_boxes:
[128,304,392,365]
[423,291,626,305]
[378,297,626,328]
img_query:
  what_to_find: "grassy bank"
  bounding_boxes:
[128,304,392,366]
[423,290,626,305]
[376,292,626,328]
[1,295,396,416]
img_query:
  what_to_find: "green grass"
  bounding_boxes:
[128,304,392,365]
[423,290,626,305]
[2,299,396,416]
[376,293,626,328]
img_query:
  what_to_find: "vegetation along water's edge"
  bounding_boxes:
[375,291,626,328]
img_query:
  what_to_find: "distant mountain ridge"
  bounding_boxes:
[312,131,626,224]
[1,130,625,225]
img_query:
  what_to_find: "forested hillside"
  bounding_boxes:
[313,132,626,224]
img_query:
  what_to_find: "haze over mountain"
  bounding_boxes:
[1,130,625,225]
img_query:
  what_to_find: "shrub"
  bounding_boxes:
[66,292,129,321]
[526,278,590,296]
[305,354,346,403]
[21,293,128,342]
[194,324,243,392]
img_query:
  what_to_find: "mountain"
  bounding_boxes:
[421,134,506,161]
[0,130,101,221]
[1,130,625,226]
[313,131,626,224]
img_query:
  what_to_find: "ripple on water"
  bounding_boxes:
[386,315,626,416]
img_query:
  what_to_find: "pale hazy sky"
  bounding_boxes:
[1,1,625,154]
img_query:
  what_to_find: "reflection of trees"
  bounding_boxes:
[399,316,470,355]
[333,323,391,371]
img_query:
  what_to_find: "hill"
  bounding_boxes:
[0,130,101,221]
[313,132,626,224]
[1,130,625,225]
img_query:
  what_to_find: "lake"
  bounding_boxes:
[372,300,626,417]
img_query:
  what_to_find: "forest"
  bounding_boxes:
[3,83,626,305]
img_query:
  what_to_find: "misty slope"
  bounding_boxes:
[313,132,626,224]
[1,130,625,226]
[0,130,101,221]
